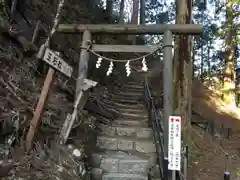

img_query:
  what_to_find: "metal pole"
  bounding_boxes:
[163,30,173,180]
[224,153,230,180]
[184,145,188,179]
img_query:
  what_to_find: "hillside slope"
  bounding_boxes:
[0,1,120,180]
[192,78,240,130]
[190,79,240,180]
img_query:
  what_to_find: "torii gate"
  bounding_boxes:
[56,23,203,179]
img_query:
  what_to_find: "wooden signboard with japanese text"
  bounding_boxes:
[42,48,73,77]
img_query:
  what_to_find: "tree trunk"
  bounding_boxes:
[140,0,145,24]
[106,0,113,23]
[131,0,139,24]
[119,0,125,24]
[207,42,211,76]
[223,0,236,106]
[139,0,145,42]
[129,0,139,44]
[200,44,204,80]
[173,0,192,133]
[192,40,196,77]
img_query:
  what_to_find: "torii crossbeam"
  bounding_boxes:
[56,24,202,35]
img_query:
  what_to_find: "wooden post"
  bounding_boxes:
[75,30,91,97]
[25,68,55,151]
[59,31,91,144]
[25,50,62,150]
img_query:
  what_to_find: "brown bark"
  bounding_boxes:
[131,0,139,25]
[119,0,125,24]
[173,0,192,135]
[130,0,140,44]
[140,0,145,24]
[106,0,114,23]
[222,0,236,106]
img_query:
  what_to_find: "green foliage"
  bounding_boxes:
[195,0,207,11]
[201,24,218,41]
[156,11,169,24]
[145,0,169,24]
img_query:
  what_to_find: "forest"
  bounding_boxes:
[0,0,239,180]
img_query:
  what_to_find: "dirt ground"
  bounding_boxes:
[188,80,240,180]
[188,127,240,180]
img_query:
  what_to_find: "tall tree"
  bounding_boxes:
[222,0,236,106]
[173,0,192,131]
[130,0,139,44]
[106,0,114,22]
[131,0,140,25]
[119,0,125,24]
[140,0,145,24]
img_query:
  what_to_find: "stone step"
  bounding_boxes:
[112,98,140,104]
[91,168,103,180]
[118,107,147,114]
[102,173,148,180]
[92,150,157,168]
[114,89,144,95]
[112,94,143,100]
[96,135,156,153]
[99,123,152,138]
[114,86,144,92]
[113,119,149,126]
[120,112,148,119]
[123,84,145,89]
[112,102,144,109]
[92,151,150,175]
[114,91,143,96]
[106,91,143,99]
[126,81,144,85]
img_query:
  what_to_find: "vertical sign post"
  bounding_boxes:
[168,116,181,175]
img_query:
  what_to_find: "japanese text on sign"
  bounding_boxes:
[168,116,181,171]
[42,48,73,77]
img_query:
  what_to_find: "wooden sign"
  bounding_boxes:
[42,48,73,77]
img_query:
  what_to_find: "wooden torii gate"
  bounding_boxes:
[56,24,203,179]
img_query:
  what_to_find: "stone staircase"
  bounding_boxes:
[91,81,158,180]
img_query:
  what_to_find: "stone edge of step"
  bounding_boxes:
[117,117,149,121]
[120,112,148,117]
[102,173,148,180]
[98,124,153,138]
[97,135,153,142]
[100,123,149,128]
[96,135,157,153]
[92,150,151,161]
[112,120,149,126]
